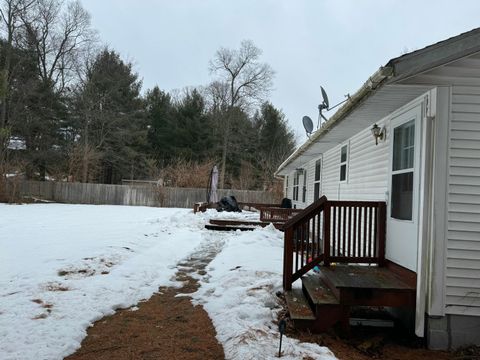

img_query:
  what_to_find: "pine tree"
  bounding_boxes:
[254,102,295,186]
[75,49,146,183]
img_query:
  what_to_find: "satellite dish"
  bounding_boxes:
[302,116,314,136]
[320,86,329,109]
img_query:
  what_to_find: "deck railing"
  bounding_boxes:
[282,196,386,290]
[260,207,302,223]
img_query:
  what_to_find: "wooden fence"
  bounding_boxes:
[15,180,280,209]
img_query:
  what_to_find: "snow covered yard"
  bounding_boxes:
[0,204,335,360]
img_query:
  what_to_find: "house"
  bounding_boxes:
[275,28,480,350]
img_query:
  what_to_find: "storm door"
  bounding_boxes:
[386,105,422,271]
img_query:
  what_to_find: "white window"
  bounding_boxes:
[302,170,307,202]
[339,144,348,182]
[293,172,299,201]
[285,176,289,197]
[391,120,415,220]
[314,159,321,200]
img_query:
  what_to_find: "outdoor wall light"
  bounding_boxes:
[371,124,385,145]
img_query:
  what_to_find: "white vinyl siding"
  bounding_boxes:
[321,118,390,201]
[446,85,480,316]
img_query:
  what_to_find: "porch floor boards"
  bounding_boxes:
[319,265,415,290]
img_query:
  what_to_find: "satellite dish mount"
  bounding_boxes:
[317,86,351,128]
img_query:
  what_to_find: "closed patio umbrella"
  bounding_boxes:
[207,165,219,203]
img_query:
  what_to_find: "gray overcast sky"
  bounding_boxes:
[80,0,480,142]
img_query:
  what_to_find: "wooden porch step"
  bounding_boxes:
[204,224,255,231]
[318,265,416,307]
[209,219,283,230]
[284,289,316,321]
[299,276,349,332]
[320,265,415,290]
[302,275,340,306]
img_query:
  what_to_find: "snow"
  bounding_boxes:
[0,204,335,360]
[192,211,336,360]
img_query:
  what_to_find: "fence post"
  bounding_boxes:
[377,202,386,266]
[323,202,331,266]
[283,227,294,291]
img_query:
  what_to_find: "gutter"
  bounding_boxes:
[275,65,394,177]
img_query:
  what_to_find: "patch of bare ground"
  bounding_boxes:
[31,298,54,320]
[66,243,225,360]
[44,282,69,292]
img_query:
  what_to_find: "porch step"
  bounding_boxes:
[320,265,415,290]
[302,275,340,306]
[298,276,349,332]
[284,289,316,322]
[209,219,283,230]
[204,224,255,231]
[318,265,416,307]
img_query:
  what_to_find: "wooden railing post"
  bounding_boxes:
[283,227,294,290]
[323,201,331,266]
[377,202,386,266]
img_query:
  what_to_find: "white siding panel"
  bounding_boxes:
[445,296,480,308]
[446,85,480,316]
[321,118,389,201]
[446,286,480,297]
[447,268,480,278]
[447,258,480,269]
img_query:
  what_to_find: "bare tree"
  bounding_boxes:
[21,0,95,92]
[208,40,274,188]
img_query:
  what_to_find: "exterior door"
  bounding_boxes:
[386,105,422,272]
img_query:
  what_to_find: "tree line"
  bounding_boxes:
[0,0,295,190]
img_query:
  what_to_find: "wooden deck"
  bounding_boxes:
[286,264,416,332]
[209,219,283,229]
[205,219,284,231]
[320,265,414,290]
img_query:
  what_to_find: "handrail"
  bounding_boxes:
[282,196,328,230]
[283,197,386,290]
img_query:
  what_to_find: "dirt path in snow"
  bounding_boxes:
[66,240,225,360]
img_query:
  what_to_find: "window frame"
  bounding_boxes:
[302,170,307,202]
[293,172,299,201]
[314,159,321,201]
[339,143,349,182]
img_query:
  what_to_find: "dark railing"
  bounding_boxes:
[238,202,280,211]
[260,207,302,223]
[282,196,386,290]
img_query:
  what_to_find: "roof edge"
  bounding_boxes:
[387,27,480,82]
[275,66,393,176]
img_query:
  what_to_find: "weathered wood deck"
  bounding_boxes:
[285,264,416,332]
